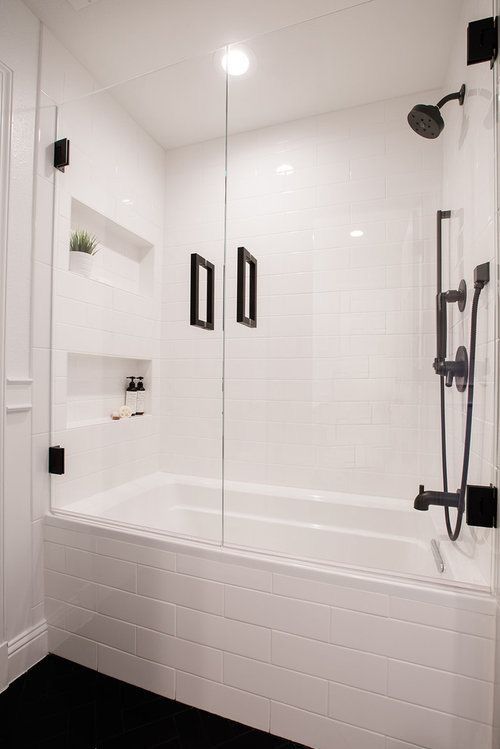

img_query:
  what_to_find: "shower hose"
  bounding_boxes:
[441,283,484,541]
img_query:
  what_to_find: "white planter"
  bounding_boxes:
[69,251,93,278]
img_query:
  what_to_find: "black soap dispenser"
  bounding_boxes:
[136,376,145,416]
[125,376,137,415]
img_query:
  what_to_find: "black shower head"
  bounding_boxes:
[407,84,466,139]
[408,104,444,139]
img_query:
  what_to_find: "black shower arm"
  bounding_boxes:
[437,84,466,109]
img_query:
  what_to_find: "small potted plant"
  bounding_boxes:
[69,228,99,278]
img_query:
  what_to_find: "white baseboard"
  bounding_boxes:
[0,641,7,693]
[7,619,48,686]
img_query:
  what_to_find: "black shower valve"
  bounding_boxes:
[443,346,468,392]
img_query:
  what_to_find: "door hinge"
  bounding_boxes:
[49,445,65,475]
[54,138,70,172]
[466,484,497,528]
[467,17,498,68]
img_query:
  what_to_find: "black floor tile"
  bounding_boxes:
[0,655,311,749]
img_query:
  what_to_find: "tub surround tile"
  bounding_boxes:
[176,672,270,732]
[224,654,328,715]
[137,627,223,682]
[272,630,388,695]
[177,607,271,661]
[330,608,495,682]
[387,659,493,724]
[138,565,224,614]
[97,585,176,635]
[61,604,137,653]
[45,570,97,610]
[270,702,386,749]
[66,548,137,592]
[98,645,176,699]
[225,585,330,641]
[44,524,97,552]
[388,596,496,639]
[176,553,273,591]
[43,524,496,749]
[328,682,492,749]
[48,626,98,669]
[43,541,67,572]
[273,572,390,616]
[96,537,176,571]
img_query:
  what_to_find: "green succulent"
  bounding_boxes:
[70,228,99,255]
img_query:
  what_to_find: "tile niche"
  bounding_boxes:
[70,199,154,297]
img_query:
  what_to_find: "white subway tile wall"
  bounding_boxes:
[163,91,444,508]
[36,27,164,514]
[44,521,495,749]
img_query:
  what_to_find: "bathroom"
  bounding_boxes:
[1,0,500,746]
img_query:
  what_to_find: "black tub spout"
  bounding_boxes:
[414,485,460,511]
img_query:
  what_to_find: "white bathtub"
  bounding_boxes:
[54,471,488,587]
[45,476,496,749]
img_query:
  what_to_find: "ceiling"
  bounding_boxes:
[24,0,460,149]
[24,0,372,87]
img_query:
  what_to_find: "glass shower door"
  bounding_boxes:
[222,1,496,587]
[49,51,227,544]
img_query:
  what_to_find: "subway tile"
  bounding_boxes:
[64,605,136,653]
[65,548,137,592]
[273,573,389,616]
[272,631,387,694]
[270,701,385,749]
[97,585,175,635]
[44,525,97,551]
[328,682,492,749]
[45,570,97,610]
[389,596,495,639]
[225,585,330,641]
[176,671,270,732]
[48,626,97,670]
[387,659,493,724]
[97,644,175,699]
[224,653,328,714]
[44,541,66,572]
[330,608,494,682]
[177,607,271,661]
[96,537,175,570]
[136,627,222,681]
[137,566,224,614]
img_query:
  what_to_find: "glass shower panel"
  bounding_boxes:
[222,0,494,584]
[49,53,227,544]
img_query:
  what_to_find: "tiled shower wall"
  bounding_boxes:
[163,92,445,498]
[36,27,165,511]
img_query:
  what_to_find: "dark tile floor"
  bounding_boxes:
[0,655,311,748]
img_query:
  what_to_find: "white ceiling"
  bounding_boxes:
[24,0,371,87]
[24,0,460,149]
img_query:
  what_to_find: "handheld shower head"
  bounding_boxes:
[407,84,465,139]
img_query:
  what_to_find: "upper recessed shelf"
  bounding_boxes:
[70,199,154,296]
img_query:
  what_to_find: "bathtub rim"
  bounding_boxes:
[44,509,495,615]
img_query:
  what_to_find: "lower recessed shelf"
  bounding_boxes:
[66,413,153,430]
[65,353,152,428]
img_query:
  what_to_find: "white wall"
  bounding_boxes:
[0,0,45,689]
[163,92,447,550]
[37,27,166,511]
[161,139,225,485]
[223,95,443,499]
